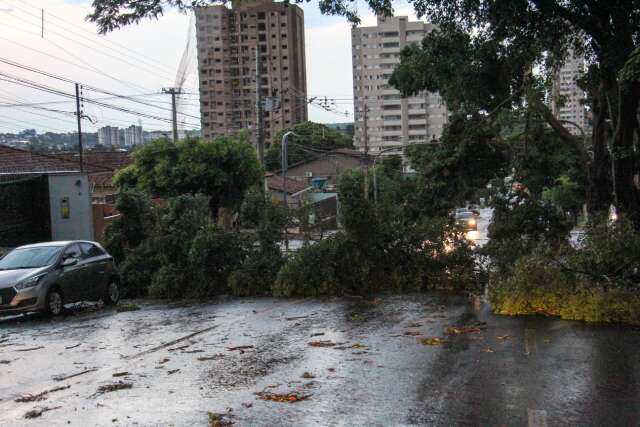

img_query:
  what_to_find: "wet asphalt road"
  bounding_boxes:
[1,295,640,427]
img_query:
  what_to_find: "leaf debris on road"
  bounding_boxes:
[208,411,234,426]
[96,381,133,394]
[256,391,311,403]
[308,340,336,347]
[420,337,448,346]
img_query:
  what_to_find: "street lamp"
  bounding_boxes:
[281,131,297,252]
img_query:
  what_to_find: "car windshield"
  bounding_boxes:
[0,246,63,270]
[456,212,474,219]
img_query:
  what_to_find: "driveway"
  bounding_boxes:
[1,295,639,426]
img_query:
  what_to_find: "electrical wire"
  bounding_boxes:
[0,73,201,127]
[0,57,201,121]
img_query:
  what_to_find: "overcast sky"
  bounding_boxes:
[0,0,421,134]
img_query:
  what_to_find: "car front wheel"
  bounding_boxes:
[103,281,120,306]
[45,288,64,316]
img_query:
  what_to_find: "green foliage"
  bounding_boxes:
[406,115,509,217]
[569,217,640,288]
[229,190,287,297]
[264,121,353,171]
[510,127,586,198]
[390,28,521,114]
[103,189,158,264]
[274,167,483,298]
[115,135,261,216]
[490,255,640,325]
[146,195,248,299]
[542,175,584,217]
[484,189,571,274]
[273,233,367,297]
[118,239,162,298]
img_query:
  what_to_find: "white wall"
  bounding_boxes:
[47,174,94,241]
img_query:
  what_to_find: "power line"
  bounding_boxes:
[0,72,201,127]
[0,93,201,109]
[17,0,182,78]
[0,57,201,121]
[4,0,180,84]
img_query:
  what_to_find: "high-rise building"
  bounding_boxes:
[195,0,307,147]
[124,125,144,146]
[551,51,591,136]
[98,126,119,146]
[351,16,448,155]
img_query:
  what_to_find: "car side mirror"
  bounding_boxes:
[61,257,78,267]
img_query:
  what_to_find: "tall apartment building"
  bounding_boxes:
[351,16,448,154]
[98,126,119,146]
[551,52,591,136]
[195,0,307,147]
[123,125,144,146]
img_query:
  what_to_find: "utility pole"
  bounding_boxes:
[255,48,265,166]
[363,105,369,200]
[75,83,84,173]
[162,87,180,142]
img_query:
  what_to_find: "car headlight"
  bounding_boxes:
[14,274,45,291]
[469,219,476,226]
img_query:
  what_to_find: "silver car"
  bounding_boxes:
[0,241,120,316]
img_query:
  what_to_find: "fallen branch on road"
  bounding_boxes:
[24,406,61,419]
[227,345,254,353]
[284,316,308,321]
[122,325,218,360]
[52,368,98,382]
[16,346,44,352]
[15,385,71,403]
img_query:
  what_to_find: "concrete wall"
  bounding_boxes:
[92,203,120,243]
[48,174,94,241]
[283,154,363,186]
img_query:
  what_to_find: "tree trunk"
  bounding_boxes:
[611,82,640,227]
[587,83,613,216]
